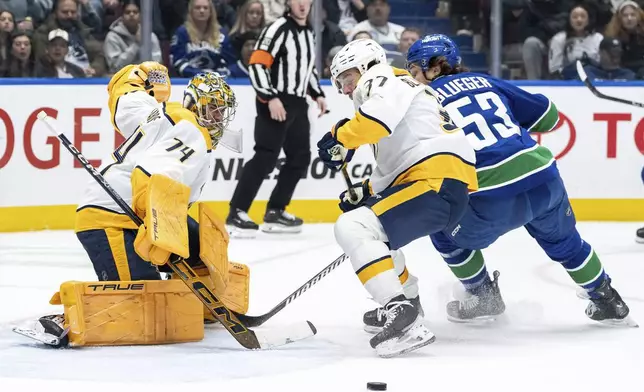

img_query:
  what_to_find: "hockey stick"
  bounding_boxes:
[576,61,644,108]
[236,253,348,327]
[235,165,355,327]
[37,111,316,349]
[341,165,358,200]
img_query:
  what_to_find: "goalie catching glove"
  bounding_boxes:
[317,119,355,169]
[107,61,171,105]
[339,180,372,212]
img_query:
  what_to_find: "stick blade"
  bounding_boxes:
[576,60,588,82]
[254,321,317,349]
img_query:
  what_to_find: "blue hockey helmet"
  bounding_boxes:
[406,34,461,72]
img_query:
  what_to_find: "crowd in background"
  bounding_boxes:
[453,0,644,80]
[1,0,644,80]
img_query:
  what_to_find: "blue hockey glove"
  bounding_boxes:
[317,119,355,169]
[338,180,371,212]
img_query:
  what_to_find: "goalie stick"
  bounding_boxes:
[33,111,316,350]
[576,60,644,108]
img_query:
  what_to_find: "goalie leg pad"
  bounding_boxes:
[49,280,204,347]
[198,203,231,292]
[184,263,250,317]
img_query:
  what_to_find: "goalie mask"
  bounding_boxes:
[183,72,240,151]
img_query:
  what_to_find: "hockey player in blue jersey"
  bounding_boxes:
[362,34,636,331]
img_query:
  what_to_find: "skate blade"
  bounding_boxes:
[446,314,500,325]
[364,325,383,334]
[576,289,590,300]
[226,225,258,239]
[375,321,436,358]
[12,326,68,347]
[261,223,302,234]
[596,315,639,328]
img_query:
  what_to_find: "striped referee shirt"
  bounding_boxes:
[249,15,325,101]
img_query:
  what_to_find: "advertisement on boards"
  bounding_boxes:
[1,81,644,229]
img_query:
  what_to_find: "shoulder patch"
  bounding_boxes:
[392,67,411,77]
[163,102,212,149]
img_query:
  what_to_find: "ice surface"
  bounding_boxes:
[1,223,643,392]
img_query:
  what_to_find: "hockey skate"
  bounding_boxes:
[585,278,638,327]
[13,314,69,348]
[226,208,259,238]
[369,295,435,358]
[261,209,303,233]
[363,296,424,334]
[447,270,506,324]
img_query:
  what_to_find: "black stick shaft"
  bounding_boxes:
[57,133,144,226]
[342,165,358,200]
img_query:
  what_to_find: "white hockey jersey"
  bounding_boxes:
[333,64,478,194]
[75,90,212,232]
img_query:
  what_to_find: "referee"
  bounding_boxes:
[226,0,327,237]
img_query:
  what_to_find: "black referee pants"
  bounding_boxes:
[230,95,311,213]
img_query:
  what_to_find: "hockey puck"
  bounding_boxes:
[367,382,387,391]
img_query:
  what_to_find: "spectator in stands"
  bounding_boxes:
[604,0,644,77]
[104,0,162,74]
[352,30,372,40]
[583,36,636,79]
[349,0,404,46]
[549,2,603,79]
[171,0,232,77]
[0,9,14,32]
[34,28,86,77]
[320,6,346,60]
[520,0,572,79]
[4,30,35,77]
[228,0,264,58]
[228,30,256,77]
[260,0,285,24]
[32,0,102,35]
[0,9,14,70]
[323,0,367,35]
[32,0,106,76]
[0,1,39,23]
[389,27,421,68]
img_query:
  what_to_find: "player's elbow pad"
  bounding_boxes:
[436,179,470,230]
